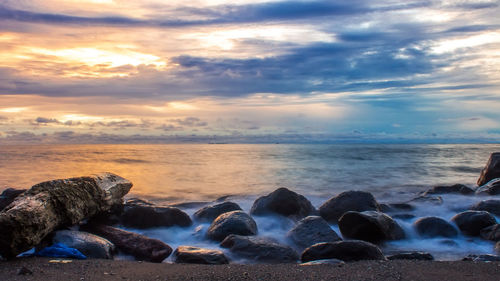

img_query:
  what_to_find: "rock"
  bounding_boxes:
[387,252,434,260]
[338,211,405,243]
[173,246,229,265]
[480,224,500,241]
[193,202,242,223]
[53,230,115,259]
[470,200,500,216]
[477,152,500,186]
[81,224,171,263]
[407,195,443,205]
[301,240,386,263]
[121,198,192,229]
[423,184,474,195]
[250,187,315,220]
[220,234,299,263]
[0,188,26,211]
[496,241,500,254]
[319,191,380,223]
[475,179,500,195]
[287,216,341,249]
[451,211,497,236]
[413,217,458,238]
[463,254,500,262]
[379,203,415,213]
[206,211,257,242]
[0,173,132,258]
[300,259,345,266]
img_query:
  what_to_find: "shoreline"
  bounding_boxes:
[1,258,499,281]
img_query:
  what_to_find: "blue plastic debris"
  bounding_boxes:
[35,243,86,259]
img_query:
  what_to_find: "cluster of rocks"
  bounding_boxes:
[0,153,499,265]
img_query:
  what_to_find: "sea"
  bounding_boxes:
[1,143,499,261]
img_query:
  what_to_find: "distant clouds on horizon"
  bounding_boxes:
[0,0,499,143]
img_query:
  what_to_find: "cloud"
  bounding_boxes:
[173,117,207,127]
[34,116,59,124]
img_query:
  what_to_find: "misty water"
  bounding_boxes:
[1,143,499,261]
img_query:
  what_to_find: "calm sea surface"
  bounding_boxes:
[1,143,500,260]
[0,144,498,202]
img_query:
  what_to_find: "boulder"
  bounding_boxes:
[0,188,26,211]
[53,230,115,259]
[407,195,443,205]
[387,252,434,260]
[193,202,242,223]
[287,216,341,249]
[463,254,500,262]
[300,259,345,266]
[173,246,229,265]
[413,217,458,238]
[379,203,415,213]
[475,179,500,196]
[0,173,132,258]
[338,211,405,243]
[451,211,497,236]
[477,152,500,186]
[81,224,171,263]
[220,234,299,263]
[250,188,315,220]
[423,184,474,196]
[121,198,192,229]
[470,200,500,216]
[206,211,257,242]
[319,191,380,223]
[480,224,500,241]
[301,240,386,263]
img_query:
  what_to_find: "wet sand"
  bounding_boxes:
[1,258,499,281]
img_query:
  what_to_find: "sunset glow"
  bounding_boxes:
[0,0,499,143]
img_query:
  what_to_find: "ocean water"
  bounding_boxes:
[1,143,499,261]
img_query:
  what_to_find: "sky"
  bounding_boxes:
[0,0,499,144]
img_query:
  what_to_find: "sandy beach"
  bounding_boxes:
[0,258,499,281]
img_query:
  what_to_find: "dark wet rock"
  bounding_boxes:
[475,179,500,196]
[287,216,341,249]
[301,240,386,263]
[451,211,497,236]
[193,202,242,223]
[220,234,299,263]
[0,173,132,258]
[480,224,500,241]
[319,191,380,223]
[53,230,115,259]
[173,246,229,265]
[407,195,443,205]
[463,254,500,262]
[206,211,257,242]
[0,188,26,211]
[300,259,345,266]
[250,187,315,220]
[387,252,434,261]
[413,217,458,238]
[477,152,500,186]
[338,211,405,243]
[121,198,192,229]
[81,224,171,263]
[470,200,500,216]
[423,184,474,196]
